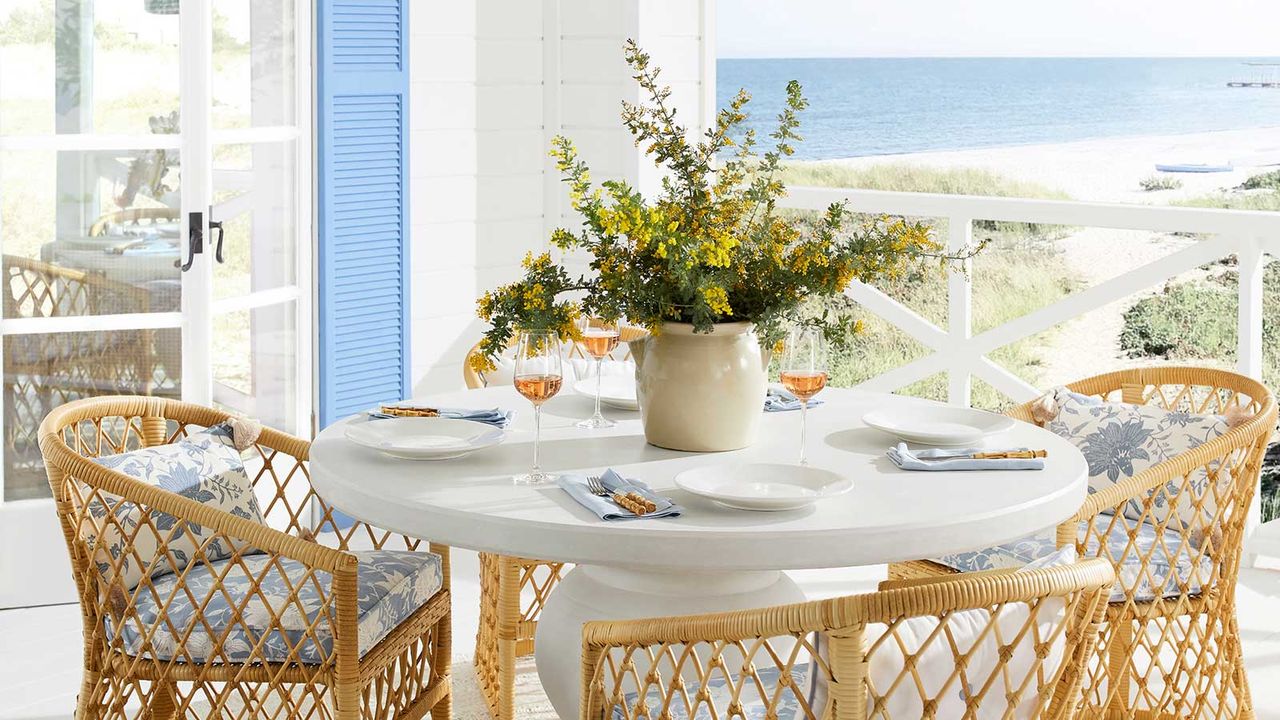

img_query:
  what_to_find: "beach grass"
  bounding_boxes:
[777,162,1072,236]
[1173,190,1280,212]
[778,162,1078,410]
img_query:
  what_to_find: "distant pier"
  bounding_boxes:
[1229,62,1280,88]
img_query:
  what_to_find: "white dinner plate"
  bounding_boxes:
[573,376,639,411]
[674,463,853,511]
[344,417,504,460]
[861,405,1016,446]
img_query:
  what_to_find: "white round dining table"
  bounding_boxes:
[309,385,1088,717]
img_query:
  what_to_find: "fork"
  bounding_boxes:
[586,476,654,515]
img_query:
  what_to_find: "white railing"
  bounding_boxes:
[780,187,1280,556]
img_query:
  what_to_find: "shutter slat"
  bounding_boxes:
[318,0,410,437]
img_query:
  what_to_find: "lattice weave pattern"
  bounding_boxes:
[890,367,1277,720]
[3,256,167,498]
[39,396,452,720]
[582,560,1114,720]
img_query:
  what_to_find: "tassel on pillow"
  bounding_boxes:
[1222,405,1253,429]
[225,416,263,451]
[1029,389,1061,425]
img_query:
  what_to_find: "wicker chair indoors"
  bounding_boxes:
[40,396,453,720]
[889,367,1277,720]
[463,323,647,720]
[582,556,1115,720]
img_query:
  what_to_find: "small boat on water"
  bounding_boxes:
[1154,163,1234,174]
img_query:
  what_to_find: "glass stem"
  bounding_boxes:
[593,357,604,419]
[532,405,542,472]
[799,403,809,466]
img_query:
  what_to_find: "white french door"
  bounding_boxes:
[0,0,312,608]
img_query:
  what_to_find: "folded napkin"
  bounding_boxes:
[886,443,1046,471]
[556,468,683,521]
[369,405,514,428]
[763,387,824,412]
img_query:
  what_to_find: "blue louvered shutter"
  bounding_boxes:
[316,0,410,430]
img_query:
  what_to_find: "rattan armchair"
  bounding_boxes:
[40,396,452,720]
[582,558,1115,720]
[463,322,647,720]
[889,367,1277,720]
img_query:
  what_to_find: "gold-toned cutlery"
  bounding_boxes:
[586,475,656,515]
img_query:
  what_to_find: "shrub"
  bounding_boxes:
[1139,175,1183,192]
[1119,263,1280,390]
[1240,169,1280,191]
[1174,191,1280,212]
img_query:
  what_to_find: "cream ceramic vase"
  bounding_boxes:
[629,322,769,452]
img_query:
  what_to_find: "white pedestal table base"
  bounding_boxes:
[533,565,805,718]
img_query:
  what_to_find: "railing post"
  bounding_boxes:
[1237,236,1269,562]
[948,216,974,407]
[1237,237,1266,380]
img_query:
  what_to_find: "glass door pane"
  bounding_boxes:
[208,0,306,435]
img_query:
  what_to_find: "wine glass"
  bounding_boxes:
[513,330,563,485]
[780,326,829,466]
[575,317,621,429]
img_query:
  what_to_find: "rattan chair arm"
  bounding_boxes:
[877,567,1017,591]
[581,559,1114,650]
[39,435,354,574]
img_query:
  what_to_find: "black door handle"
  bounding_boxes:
[177,210,225,270]
[210,219,225,263]
[179,210,203,271]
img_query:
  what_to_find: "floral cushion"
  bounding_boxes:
[1043,388,1230,529]
[82,424,265,590]
[935,513,1211,602]
[109,550,443,664]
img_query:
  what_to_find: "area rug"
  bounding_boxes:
[451,655,555,719]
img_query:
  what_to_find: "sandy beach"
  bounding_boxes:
[825,125,1280,203]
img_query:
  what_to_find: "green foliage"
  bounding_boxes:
[0,0,52,45]
[1119,263,1280,390]
[1138,174,1183,192]
[775,162,1072,237]
[473,42,978,372]
[1174,191,1280,212]
[1240,169,1280,191]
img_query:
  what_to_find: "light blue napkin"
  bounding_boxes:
[763,387,824,412]
[368,406,514,428]
[886,443,1045,471]
[556,468,683,521]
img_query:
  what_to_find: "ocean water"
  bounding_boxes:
[716,57,1280,160]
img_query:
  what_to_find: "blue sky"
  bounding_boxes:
[717,0,1280,58]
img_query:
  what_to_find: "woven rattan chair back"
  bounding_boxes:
[462,324,646,719]
[40,395,452,720]
[891,366,1277,720]
[582,558,1115,720]
[3,256,159,500]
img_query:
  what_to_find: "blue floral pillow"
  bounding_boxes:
[81,423,266,590]
[1043,389,1230,529]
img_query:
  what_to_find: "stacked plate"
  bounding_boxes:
[573,375,639,411]
[861,406,1015,446]
[675,463,852,511]
[345,416,504,460]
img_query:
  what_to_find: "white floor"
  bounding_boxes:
[2,551,1278,719]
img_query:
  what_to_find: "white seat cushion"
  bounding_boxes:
[82,423,266,590]
[109,550,443,664]
[936,513,1210,602]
